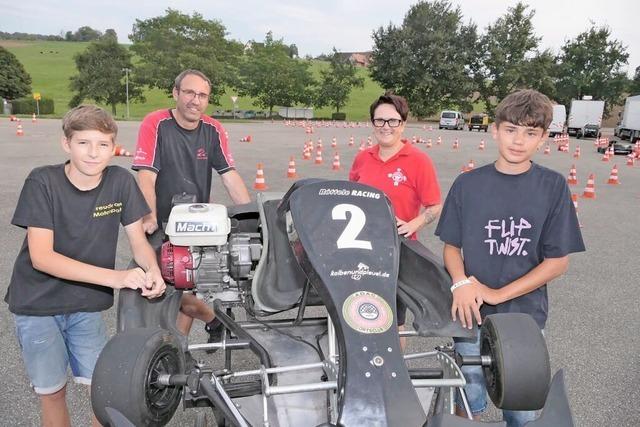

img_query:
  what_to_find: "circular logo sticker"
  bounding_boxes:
[342,291,393,334]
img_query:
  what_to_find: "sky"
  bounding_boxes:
[1,0,638,73]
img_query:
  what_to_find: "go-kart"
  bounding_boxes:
[91,179,574,427]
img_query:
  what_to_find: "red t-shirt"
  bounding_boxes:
[349,142,441,237]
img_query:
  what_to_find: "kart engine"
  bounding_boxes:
[159,203,261,295]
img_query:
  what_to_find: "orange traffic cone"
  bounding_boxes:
[567,165,578,185]
[572,194,583,228]
[332,152,341,170]
[286,156,298,178]
[436,136,442,145]
[16,124,24,136]
[114,144,132,157]
[478,140,485,150]
[573,146,580,158]
[349,136,354,146]
[32,113,37,123]
[453,139,459,150]
[359,141,365,151]
[253,163,267,190]
[543,145,550,155]
[426,139,432,148]
[606,165,620,185]
[367,136,373,148]
[315,149,323,164]
[601,151,609,162]
[627,154,635,167]
[331,137,337,148]
[582,174,596,199]
[466,159,475,171]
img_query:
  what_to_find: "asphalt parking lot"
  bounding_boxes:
[0,117,638,426]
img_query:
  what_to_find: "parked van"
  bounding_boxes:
[468,113,489,132]
[439,110,465,130]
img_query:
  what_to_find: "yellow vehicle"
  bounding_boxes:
[469,113,489,132]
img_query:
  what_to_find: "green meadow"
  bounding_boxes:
[1,40,384,121]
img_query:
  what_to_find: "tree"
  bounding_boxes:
[129,9,243,104]
[237,32,314,116]
[314,49,364,114]
[630,66,640,96]
[476,2,556,115]
[555,26,629,117]
[0,47,32,100]
[69,38,143,115]
[102,29,118,42]
[370,0,479,117]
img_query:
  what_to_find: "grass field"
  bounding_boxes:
[1,40,384,121]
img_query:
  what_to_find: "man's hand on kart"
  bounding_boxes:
[142,214,158,235]
[451,276,496,329]
[141,266,166,299]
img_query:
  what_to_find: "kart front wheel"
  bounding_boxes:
[92,328,185,426]
[480,314,550,411]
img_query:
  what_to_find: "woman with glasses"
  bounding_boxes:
[349,93,442,340]
[349,93,442,240]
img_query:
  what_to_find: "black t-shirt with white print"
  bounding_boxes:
[131,109,236,228]
[435,162,585,328]
[5,164,150,315]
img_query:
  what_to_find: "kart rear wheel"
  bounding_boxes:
[480,314,550,411]
[92,328,185,426]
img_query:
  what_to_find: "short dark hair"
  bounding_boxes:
[62,105,117,141]
[174,69,212,91]
[494,89,553,130]
[370,92,409,122]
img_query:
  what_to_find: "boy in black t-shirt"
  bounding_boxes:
[435,90,585,427]
[5,105,166,426]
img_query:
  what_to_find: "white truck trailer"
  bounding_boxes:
[547,104,566,137]
[567,99,605,137]
[617,95,640,142]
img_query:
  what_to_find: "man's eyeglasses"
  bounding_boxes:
[180,89,210,102]
[372,118,403,128]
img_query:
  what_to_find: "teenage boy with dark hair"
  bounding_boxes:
[5,105,166,426]
[435,89,585,426]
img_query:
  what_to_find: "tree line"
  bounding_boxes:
[2,3,639,118]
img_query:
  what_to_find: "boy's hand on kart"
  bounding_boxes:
[141,266,166,299]
[119,267,147,290]
[451,278,484,329]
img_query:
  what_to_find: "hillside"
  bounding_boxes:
[1,40,383,121]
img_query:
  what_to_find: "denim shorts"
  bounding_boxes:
[454,328,543,427]
[14,312,108,395]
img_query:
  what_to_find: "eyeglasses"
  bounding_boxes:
[180,89,210,102]
[372,118,403,128]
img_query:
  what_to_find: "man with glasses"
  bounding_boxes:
[132,69,251,346]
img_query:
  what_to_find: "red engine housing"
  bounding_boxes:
[160,242,194,289]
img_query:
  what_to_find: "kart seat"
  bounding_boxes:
[251,186,322,312]
[397,239,476,339]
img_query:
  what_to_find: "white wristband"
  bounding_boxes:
[450,278,472,293]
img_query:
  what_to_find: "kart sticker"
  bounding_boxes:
[342,291,393,334]
[330,263,390,280]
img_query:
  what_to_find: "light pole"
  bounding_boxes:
[122,68,130,119]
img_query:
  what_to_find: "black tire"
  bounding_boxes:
[576,131,582,139]
[480,314,550,411]
[92,328,185,426]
